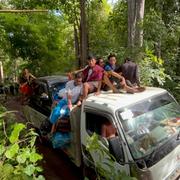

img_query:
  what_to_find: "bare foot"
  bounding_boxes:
[126,89,135,94]
[113,89,119,93]
[136,87,146,92]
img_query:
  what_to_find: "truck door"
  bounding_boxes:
[81,111,130,177]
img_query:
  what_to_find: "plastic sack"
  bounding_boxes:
[50,99,70,124]
[51,132,71,149]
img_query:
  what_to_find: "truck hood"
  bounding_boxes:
[149,144,180,180]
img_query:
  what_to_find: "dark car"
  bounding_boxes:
[29,75,68,116]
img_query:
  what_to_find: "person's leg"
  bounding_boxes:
[126,80,134,87]
[123,82,145,93]
[112,75,136,93]
[83,82,91,99]
[103,74,119,93]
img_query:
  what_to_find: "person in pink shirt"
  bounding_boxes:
[82,55,104,98]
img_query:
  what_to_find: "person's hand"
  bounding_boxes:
[76,100,82,107]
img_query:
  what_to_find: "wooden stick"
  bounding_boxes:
[0,9,48,13]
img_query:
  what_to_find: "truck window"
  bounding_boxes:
[85,112,125,163]
[86,112,110,136]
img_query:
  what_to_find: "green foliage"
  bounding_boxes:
[163,78,180,103]
[88,0,111,56]
[0,106,44,180]
[86,133,136,180]
[0,8,75,76]
[108,0,127,47]
[139,49,171,86]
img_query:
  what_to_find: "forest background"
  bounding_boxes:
[0,0,179,101]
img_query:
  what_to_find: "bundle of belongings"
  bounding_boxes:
[49,98,71,149]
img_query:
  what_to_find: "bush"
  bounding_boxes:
[139,49,171,86]
[0,106,44,180]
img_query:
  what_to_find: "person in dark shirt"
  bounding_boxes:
[121,58,140,87]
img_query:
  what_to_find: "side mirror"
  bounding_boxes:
[40,93,49,100]
[108,136,124,163]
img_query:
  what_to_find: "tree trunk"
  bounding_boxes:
[127,0,136,49]
[127,0,145,54]
[135,0,145,47]
[154,41,161,59]
[80,0,87,68]
[0,61,4,83]
[74,23,81,68]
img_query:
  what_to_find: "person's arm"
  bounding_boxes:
[67,91,73,110]
[109,71,123,80]
[29,73,36,79]
[68,65,88,80]
[101,124,107,138]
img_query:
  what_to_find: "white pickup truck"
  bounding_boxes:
[23,78,180,180]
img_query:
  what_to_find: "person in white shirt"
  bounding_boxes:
[58,73,83,105]
[50,72,83,128]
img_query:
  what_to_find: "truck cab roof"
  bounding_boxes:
[38,75,68,87]
[85,87,167,112]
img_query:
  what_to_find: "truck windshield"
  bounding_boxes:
[118,93,180,160]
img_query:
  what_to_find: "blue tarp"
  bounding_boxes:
[51,132,71,149]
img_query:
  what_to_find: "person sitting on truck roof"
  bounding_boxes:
[118,57,141,88]
[76,55,104,105]
[103,54,145,93]
[96,57,105,68]
[50,72,83,132]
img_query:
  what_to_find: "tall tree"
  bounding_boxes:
[80,0,87,67]
[127,0,145,52]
